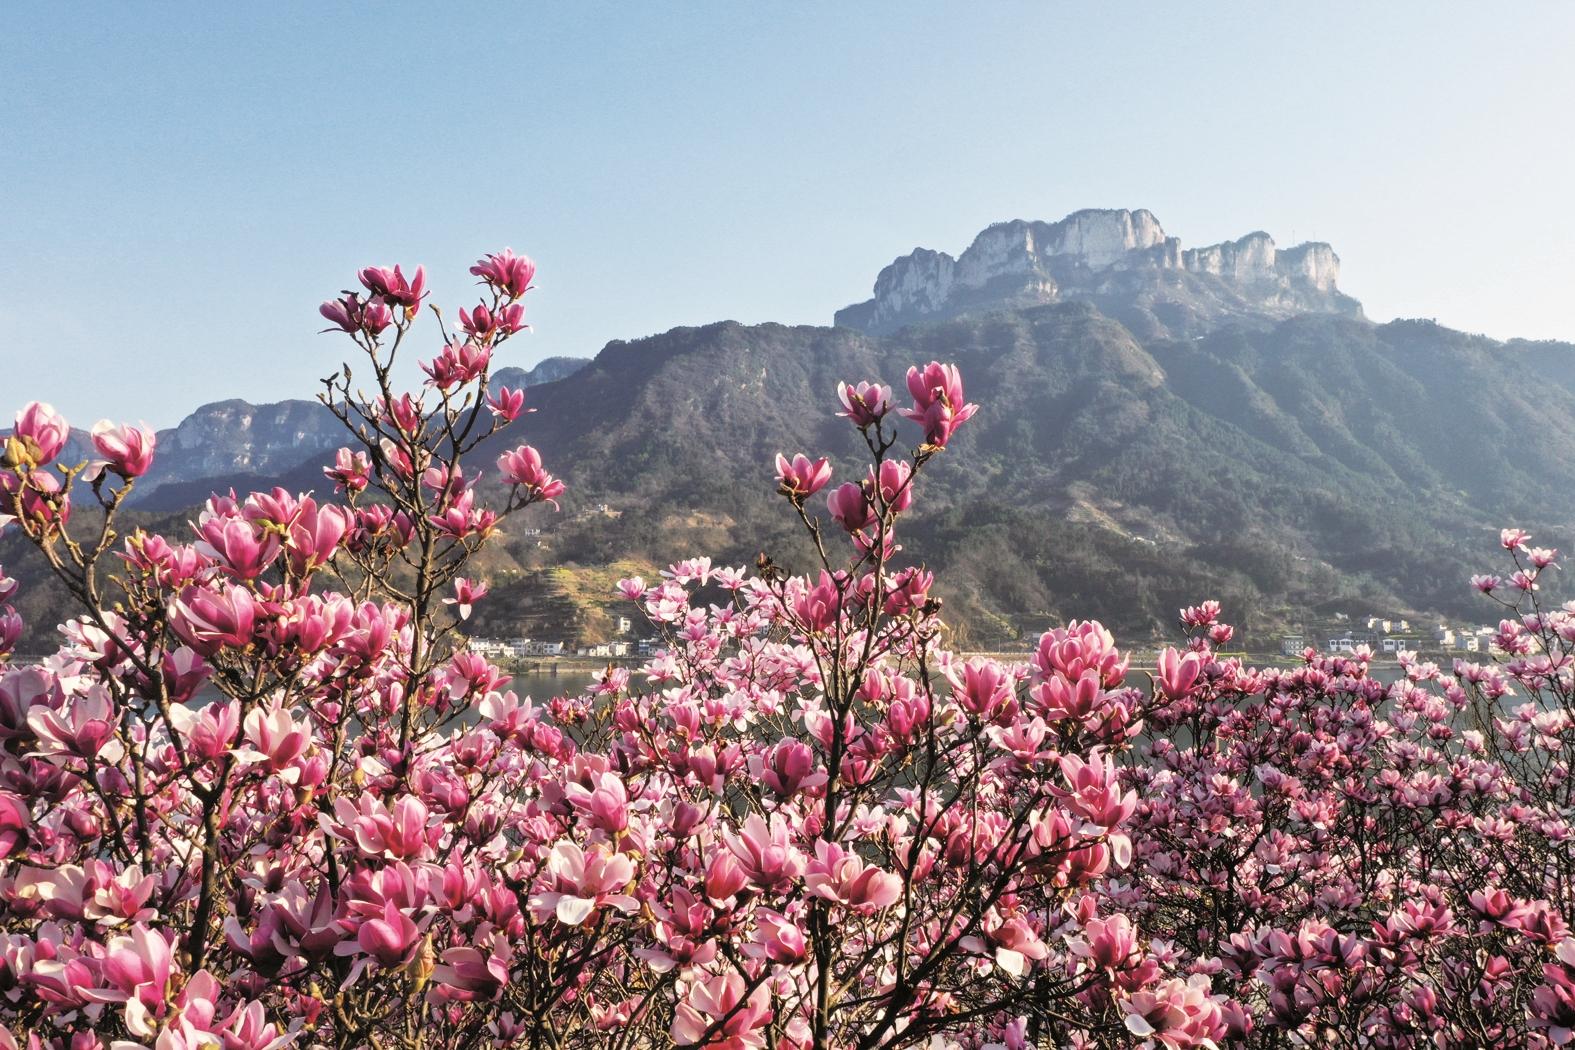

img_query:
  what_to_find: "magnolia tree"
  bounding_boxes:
[0,253,1212,1050]
[4,252,1570,1050]
[1114,539,1575,1048]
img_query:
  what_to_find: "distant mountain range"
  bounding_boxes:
[8,357,596,509]
[8,210,1573,651]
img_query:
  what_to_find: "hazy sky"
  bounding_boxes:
[5,4,1574,425]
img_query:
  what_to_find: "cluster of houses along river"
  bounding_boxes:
[1281,616,1500,659]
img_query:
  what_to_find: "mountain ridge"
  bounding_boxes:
[6,211,1572,651]
[836,208,1362,337]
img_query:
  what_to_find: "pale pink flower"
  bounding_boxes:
[670,971,772,1048]
[723,814,805,892]
[529,841,638,926]
[1120,974,1226,1049]
[804,840,902,912]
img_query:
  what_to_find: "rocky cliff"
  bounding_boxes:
[133,399,343,500]
[835,209,1362,337]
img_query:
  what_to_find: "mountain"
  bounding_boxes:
[38,357,594,510]
[496,356,593,387]
[490,304,1575,646]
[835,208,1361,339]
[5,210,1570,653]
[144,399,342,497]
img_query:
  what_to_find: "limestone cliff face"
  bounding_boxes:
[165,400,337,469]
[131,399,342,500]
[835,209,1360,336]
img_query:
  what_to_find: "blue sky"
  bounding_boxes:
[4,4,1574,425]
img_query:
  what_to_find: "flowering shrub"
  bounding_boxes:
[1116,538,1575,1048]
[2,250,1570,1049]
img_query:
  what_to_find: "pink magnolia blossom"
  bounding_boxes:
[194,513,280,579]
[285,498,350,574]
[1154,646,1203,701]
[88,923,175,1034]
[704,850,749,904]
[1533,947,1575,1045]
[753,738,826,798]
[1070,913,1143,973]
[529,841,638,926]
[900,361,979,448]
[421,340,492,389]
[459,300,526,337]
[825,481,872,532]
[470,248,536,299]
[0,608,19,656]
[28,685,125,763]
[89,420,156,478]
[168,582,258,654]
[324,447,371,493]
[486,385,528,421]
[867,457,913,512]
[235,703,311,780]
[358,263,426,310]
[0,792,29,860]
[11,401,69,465]
[319,292,392,335]
[168,698,239,763]
[883,565,932,616]
[723,814,805,892]
[791,570,845,633]
[497,443,565,505]
[444,577,489,620]
[836,380,892,427]
[0,466,70,535]
[670,971,772,1048]
[1034,619,1127,688]
[744,908,807,964]
[433,941,513,1002]
[774,452,832,499]
[1178,600,1221,627]
[804,840,902,911]
[328,795,436,861]
[1120,974,1226,1049]
[949,658,1017,721]
[563,769,630,835]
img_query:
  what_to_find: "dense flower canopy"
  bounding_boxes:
[0,252,1571,1049]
